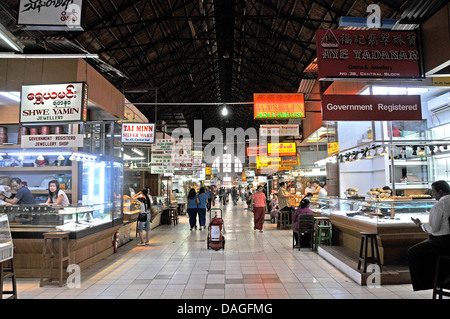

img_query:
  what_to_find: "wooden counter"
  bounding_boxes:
[12,225,122,277]
[328,213,428,265]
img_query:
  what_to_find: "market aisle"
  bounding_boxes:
[13,199,432,299]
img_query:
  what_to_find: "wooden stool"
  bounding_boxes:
[357,232,382,273]
[40,232,71,287]
[0,258,17,299]
[168,208,178,225]
[277,211,290,229]
[433,255,450,299]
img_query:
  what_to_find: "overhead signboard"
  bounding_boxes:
[122,123,155,143]
[328,142,339,155]
[254,93,305,119]
[151,165,174,175]
[315,29,423,80]
[246,145,267,157]
[20,83,87,124]
[21,134,84,148]
[18,0,84,31]
[152,139,174,151]
[260,124,300,136]
[267,143,297,157]
[321,94,422,121]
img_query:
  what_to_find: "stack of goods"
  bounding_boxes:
[345,188,364,199]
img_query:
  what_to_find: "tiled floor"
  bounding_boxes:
[11,200,434,299]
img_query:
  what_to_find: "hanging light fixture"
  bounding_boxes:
[0,155,3,161]
[344,154,350,163]
[417,146,425,156]
[69,154,76,161]
[380,146,388,156]
[373,147,380,157]
[18,154,25,161]
[429,145,436,156]
[366,147,373,159]
[36,154,44,161]
[57,154,65,161]
[221,104,228,116]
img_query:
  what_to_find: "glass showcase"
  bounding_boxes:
[1,203,117,239]
[310,197,435,226]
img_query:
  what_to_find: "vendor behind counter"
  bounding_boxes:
[0,177,35,205]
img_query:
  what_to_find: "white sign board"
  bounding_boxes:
[152,139,174,151]
[150,165,174,175]
[122,123,155,143]
[260,124,300,137]
[18,0,84,31]
[20,83,86,123]
[21,134,84,148]
[151,154,172,164]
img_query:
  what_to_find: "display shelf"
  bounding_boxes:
[0,166,73,172]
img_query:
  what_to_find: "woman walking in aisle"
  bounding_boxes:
[187,188,198,231]
[251,185,268,232]
[197,187,208,230]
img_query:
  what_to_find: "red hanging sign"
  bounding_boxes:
[321,94,422,121]
[315,29,423,80]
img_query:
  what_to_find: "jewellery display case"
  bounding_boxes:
[311,197,435,226]
[0,213,13,263]
[1,202,117,239]
[310,197,434,265]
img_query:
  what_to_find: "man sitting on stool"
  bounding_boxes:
[408,180,450,291]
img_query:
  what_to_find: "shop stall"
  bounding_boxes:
[0,58,125,277]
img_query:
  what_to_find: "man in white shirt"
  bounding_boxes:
[318,184,328,198]
[408,180,450,291]
[304,181,316,195]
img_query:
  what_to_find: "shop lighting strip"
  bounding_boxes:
[0,53,99,59]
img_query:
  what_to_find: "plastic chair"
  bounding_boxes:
[314,225,332,251]
[292,214,315,251]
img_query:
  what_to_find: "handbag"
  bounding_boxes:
[138,213,147,222]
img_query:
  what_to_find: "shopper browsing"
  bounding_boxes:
[251,185,268,232]
[46,180,70,206]
[0,177,35,205]
[136,195,152,246]
[277,182,292,211]
[408,180,450,291]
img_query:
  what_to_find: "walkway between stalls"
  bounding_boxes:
[14,199,432,299]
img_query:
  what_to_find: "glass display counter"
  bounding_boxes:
[0,213,13,263]
[311,197,435,226]
[1,203,117,239]
[311,196,434,265]
[175,192,186,204]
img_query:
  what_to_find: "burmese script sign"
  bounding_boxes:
[315,29,423,80]
[18,0,84,31]
[267,143,297,157]
[122,123,155,143]
[321,95,422,121]
[254,93,305,119]
[20,83,86,124]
